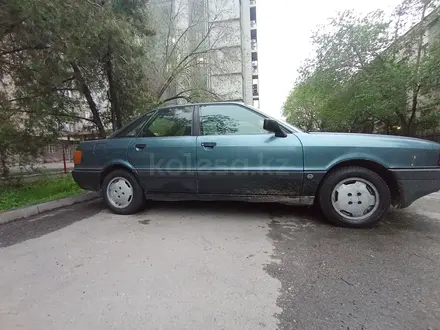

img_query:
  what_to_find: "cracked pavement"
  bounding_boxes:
[1,193,439,329]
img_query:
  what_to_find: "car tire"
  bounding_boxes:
[318,166,391,228]
[102,169,145,215]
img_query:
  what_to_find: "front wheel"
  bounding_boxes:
[318,166,391,228]
[102,169,145,215]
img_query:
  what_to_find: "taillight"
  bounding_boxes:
[73,150,82,165]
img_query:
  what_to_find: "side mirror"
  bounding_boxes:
[263,119,287,138]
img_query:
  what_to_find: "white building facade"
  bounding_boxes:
[150,0,260,107]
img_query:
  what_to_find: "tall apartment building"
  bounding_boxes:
[150,0,260,107]
[250,0,260,108]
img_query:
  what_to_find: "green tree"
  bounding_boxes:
[284,0,440,136]
[0,0,156,177]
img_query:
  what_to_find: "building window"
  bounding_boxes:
[251,29,257,41]
[250,6,257,22]
[47,144,57,154]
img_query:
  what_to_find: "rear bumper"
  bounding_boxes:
[391,169,440,208]
[72,169,101,191]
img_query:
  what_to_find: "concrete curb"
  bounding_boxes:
[0,192,100,225]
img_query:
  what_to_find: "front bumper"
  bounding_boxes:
[391,169,440,208]
[72,169,101,191]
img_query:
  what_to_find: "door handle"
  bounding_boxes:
[135,143,146,150]
[201,142,216,148]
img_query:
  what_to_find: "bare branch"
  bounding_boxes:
[167,22,198,63]
[160,88,221,104]
[14,108,97,123]
[86,0,103,8]
[0,45,49,57]
[0,17,29,38]
[157,15,221,98]
[61,76,75,84]
[163,0,175,68]
[160,95,192,103]
[6,85,78,103]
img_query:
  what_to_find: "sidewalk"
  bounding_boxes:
[9,162,74,175]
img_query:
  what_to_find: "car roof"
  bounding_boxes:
[157,101,246,109]
[156,101,271,118]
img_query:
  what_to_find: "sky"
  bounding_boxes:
[257,0,403,119]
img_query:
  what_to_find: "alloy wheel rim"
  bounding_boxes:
[106,177,133,209]
[331,177,379,222]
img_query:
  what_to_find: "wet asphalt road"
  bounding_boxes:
[0,193,439,329]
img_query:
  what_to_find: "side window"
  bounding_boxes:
[112,111,155,138]
[199,104,268,136]
[140,107,193,137]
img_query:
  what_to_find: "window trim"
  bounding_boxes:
[110,103,297,139]
[245,104,298,133]
[196,103,293,136]
[193,105,201,136]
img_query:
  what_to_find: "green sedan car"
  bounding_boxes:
[72,102,440,228]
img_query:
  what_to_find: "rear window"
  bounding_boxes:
[110,111,156,138]
[142,107,193,137]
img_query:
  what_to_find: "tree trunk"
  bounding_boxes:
[0,150,9,179]
[408,85,422,136]
[105,48,122,130]
[70,62,106,139]
[407,1,429,136]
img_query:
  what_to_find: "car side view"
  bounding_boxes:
[72,102,440,228]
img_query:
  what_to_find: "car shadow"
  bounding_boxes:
[2,199,436,249]
[142,199,440,235]
[143,199,332,226]
[0,200,105,248]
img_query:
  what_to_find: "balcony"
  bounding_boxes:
[251,40,257,51]
[252,84,259,96]
[251,20,257,29]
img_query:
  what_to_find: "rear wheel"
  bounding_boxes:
[318,166,391,228]
[102,169,145,215]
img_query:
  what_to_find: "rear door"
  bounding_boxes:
[195,103,304,196]
[127,106,197,193]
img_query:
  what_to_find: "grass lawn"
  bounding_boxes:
[0,174,84,212]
